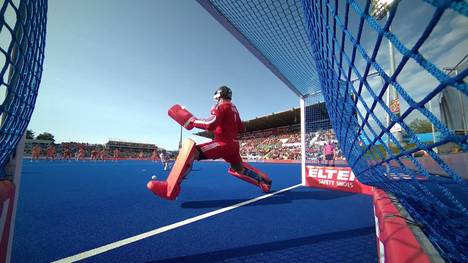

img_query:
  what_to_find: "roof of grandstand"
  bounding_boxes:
[195,102,328,138]
[106,139,157,149]
[25,139,54,144]
[107,138,156,144]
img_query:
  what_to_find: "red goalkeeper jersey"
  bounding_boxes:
[193,101,244,142]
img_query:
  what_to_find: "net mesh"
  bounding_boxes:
[0,0,47,177]
[202,0,467,260]
[0,0,467,260]
[302,1,467,260]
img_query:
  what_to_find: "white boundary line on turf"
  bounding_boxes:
[53,184,302,263]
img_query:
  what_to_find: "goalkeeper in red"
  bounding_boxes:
[187,86,272,193]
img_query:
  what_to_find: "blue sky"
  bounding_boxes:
[27,0,299,150]
[25,0,467,149]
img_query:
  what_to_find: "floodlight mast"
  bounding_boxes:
[444,66,467,136]
[370,0,397,20]
[370,0,402,157]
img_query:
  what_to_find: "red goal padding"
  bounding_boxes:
[373,189,431,263]
[0,181,15,262]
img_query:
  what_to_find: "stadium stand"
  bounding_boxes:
[196,104,345,161]
[106,139,158,159]
[24,139,162,160]
[24,139,54,156]
[239,127,344,161]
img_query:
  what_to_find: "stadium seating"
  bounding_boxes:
[240,128,344,161]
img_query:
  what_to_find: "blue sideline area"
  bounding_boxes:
[13,161,375,262]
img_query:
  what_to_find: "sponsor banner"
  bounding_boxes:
[390,98,400,114]
[305,166,373,195]
[390,123,402,133]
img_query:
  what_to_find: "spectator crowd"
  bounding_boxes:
[25,129,345,162]
[24,140,170,161]
[240,127,344,161]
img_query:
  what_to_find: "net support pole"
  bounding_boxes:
[5,133,25,263]
[386,13,403,144]
[300,96,306,185]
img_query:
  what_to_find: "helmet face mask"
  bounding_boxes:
[213,86,232,101]
[213,90,222,100]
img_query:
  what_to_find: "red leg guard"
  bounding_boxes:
[228,168,261,186]
[147,179,181,201]
[228,162,272,193]
[147,139,196,200]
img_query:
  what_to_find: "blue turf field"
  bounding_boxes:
[12,161,376,262]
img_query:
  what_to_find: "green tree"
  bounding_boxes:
[36,132,55,143]
[26,129,35,139]
[408,118,434,133]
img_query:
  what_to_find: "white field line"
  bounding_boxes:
[53,184,302,263]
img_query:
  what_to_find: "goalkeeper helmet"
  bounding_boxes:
[213,86,232,100]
